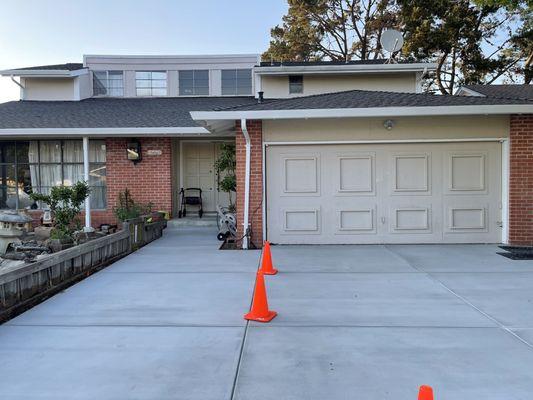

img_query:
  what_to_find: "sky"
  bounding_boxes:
[0,0,288,103]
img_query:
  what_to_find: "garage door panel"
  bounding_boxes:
[282,154,320,195]
[392,153,431,194]
[391,207,432,232]
[445,151,488,194]
[336,153,375,194]
[266,143,501,244]
[282,208,321,234]
[336,208,376,234]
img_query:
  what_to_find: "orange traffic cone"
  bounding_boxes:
[259,241,278,275]
[244,271,277,322]
[418,385,434,400]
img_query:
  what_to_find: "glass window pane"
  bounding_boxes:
[221,70,235,81]
[0,164,16,186]
[152,88,167,96]
[89,163,106,186]
[89,186,107,209]
[63,140,83,162]
[136,80,151,88]
[39,164,62,187]
[108,71,123,78]
[180,70,193,80]
[136,88,151,96]
[63,164,84,186]
[194,86,209,95]
[16,141,30,163]
[195,70,208,80]
[89,141,106,162]
[151,72,166,80]
[151,80,167,88]
[39,141,61,162]
[136,71,151,79]
[108,88,124,96]
[236,85,252,95]
[94,71,107,80]
[1,142,16,163]
[28,141,39,163]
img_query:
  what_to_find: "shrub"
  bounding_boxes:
[30,181,91,240]
[113,188,153,222]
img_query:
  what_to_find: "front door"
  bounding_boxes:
[182,142,216,212]
[181,142,233,213]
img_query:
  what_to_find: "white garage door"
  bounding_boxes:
[266,142,502,244]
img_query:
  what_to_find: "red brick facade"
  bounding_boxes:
[105,137,173,223]
[235,120,263,248]
[509,114,533,245]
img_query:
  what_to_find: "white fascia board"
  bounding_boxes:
[84,53,260,60]
[191,104,533,121]
[253,63,437,75]
[0,127,210,137]
[0,69,88,78]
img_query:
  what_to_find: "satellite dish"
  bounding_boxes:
[381,29,404,53]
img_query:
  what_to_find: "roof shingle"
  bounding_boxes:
[0,97,257,129]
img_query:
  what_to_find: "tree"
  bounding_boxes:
[262,0,400,62]
[214,143,237,211]
[399,0,532,93]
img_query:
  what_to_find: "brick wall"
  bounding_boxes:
[235,120,263,248]
[509,114,533,245]
[106,137,173,223]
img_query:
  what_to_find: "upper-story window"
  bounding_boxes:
[135,71,167,96]
[289,75,304,94]
[221,69,252,95]
[93,71,124,97]
[179,70,209,96]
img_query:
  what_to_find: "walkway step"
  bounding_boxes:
[167,216,218,228]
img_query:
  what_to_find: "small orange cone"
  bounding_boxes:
[418,385,434,400]
[259,241,278,275]
[244,271,277,322]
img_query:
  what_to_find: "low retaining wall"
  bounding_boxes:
[0,215,166,322]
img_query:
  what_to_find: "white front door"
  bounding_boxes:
[266,142,502,244]
[181,142,233,213]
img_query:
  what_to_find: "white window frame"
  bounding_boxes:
[92,70,124,97]
[135,71,168,97]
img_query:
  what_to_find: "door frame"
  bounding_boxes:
[263,137,509,243]
[179,139,235,213]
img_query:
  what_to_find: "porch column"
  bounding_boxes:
[82,136,92,231]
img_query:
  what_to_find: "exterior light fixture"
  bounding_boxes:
[383,119,395,130]
[127,139,142,164]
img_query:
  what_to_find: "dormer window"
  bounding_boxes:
[289,75,304,94]
[93,71,124,97]
[221,69,252,95]
[136,71,167,97]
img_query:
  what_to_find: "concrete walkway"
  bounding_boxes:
[2,227,533,399]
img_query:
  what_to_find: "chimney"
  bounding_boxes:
[258,91,264,104]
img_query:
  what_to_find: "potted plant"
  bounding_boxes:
[214,143,237,212]
[30,181,90,252]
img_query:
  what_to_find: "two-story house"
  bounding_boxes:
[0,54,532,249]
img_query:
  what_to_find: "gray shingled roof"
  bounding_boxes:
[216,89,533,112]
[12,63,85,71]
[461,84,533,101]
[0,97,257,129]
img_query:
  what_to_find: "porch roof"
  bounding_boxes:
[0,97,256,136]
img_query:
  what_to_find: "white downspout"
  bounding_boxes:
[10,75,25,100]
[241,118,251,249]
[82,136,93,232]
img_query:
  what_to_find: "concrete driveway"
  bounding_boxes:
[1,227,533,399]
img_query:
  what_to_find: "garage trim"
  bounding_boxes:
[262,137,509,244]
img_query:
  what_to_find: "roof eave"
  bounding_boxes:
[253,62,438,75]
[191,104,533,122]
[0,126,214,137]
[0,69,88,78]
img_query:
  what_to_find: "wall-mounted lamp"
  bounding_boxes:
[127,139,142,164]
[383,119,395,130]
